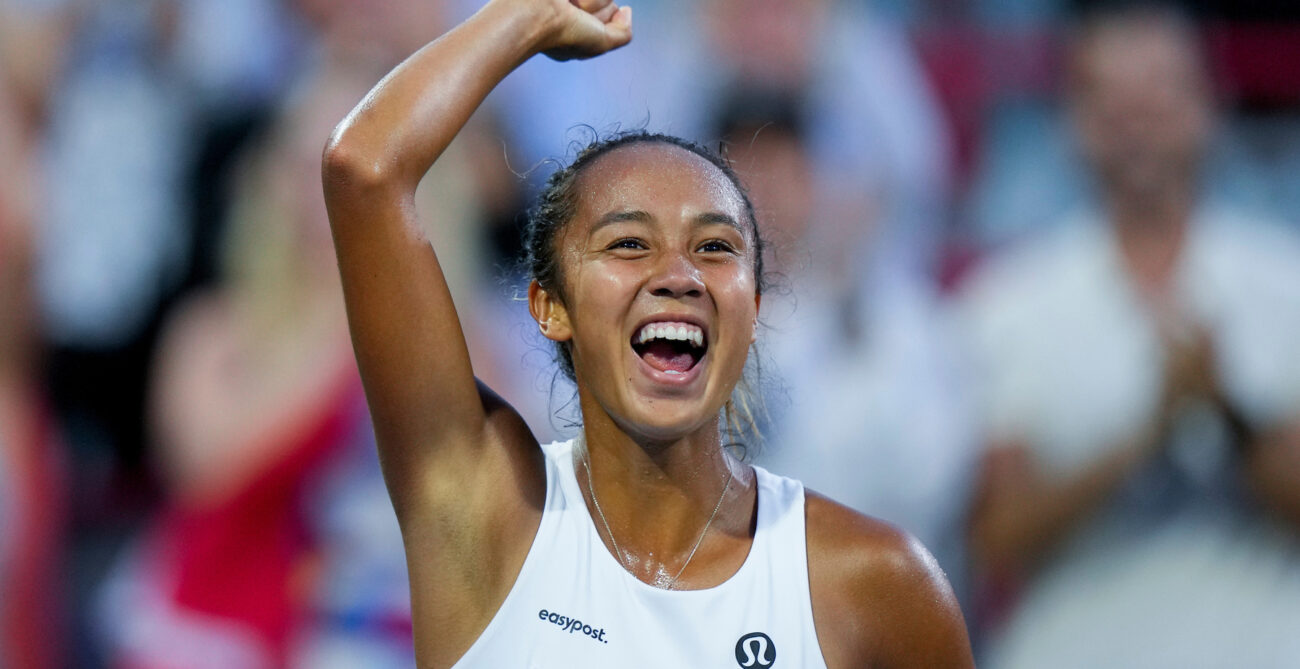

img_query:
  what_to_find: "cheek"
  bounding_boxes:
[565,261,639,342]
[711,267,760,331]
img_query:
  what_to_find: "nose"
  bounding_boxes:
[648,250,705,299]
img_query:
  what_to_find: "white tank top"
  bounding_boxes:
[452,439,829,669]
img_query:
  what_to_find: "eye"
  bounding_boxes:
[607,237,647,251]
[697,239,737,254]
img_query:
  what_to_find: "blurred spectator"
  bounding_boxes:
[958,5,1300,666]
[94,58,410,668]
[723,91,977,590]
[34,0,309,522]
[0,60,67,669]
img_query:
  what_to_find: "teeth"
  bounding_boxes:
[636,322,705,348]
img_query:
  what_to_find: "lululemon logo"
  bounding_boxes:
[734,632,776,667]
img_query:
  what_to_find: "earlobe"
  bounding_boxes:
[528,281,573,342]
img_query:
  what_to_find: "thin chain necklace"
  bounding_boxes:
[578,439,734,591]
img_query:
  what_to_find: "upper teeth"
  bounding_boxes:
[637,322,705,348]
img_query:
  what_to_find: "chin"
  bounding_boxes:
[618,411,719,447]
[609,388,728,446]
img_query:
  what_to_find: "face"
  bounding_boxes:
[1070,19,1212,202]
[529,143,761,443]
[726,125,814,251]
[707,0,827,89]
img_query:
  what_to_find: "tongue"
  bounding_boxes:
[641,341,695,373]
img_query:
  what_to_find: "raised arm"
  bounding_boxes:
[321,0,631,509]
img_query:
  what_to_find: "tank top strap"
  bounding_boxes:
[750,464,824,660]
[750,464,808,578]
[543,438,583,519]
[542,438,613,569]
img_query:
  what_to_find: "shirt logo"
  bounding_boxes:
[735,632,776,667]
[538,608,608,644]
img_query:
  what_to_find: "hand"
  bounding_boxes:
[1160,326,1221,406]
[1132,321,1220,459]
[536,0,633,61]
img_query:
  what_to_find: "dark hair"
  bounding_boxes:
[711,86,808,147]
[523,130,768,383]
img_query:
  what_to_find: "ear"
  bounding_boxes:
[751,292,762,344]
[529,280,573,343]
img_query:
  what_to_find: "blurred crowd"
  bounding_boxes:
[2,0,1299,667]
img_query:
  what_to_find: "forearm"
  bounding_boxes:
[1206,391,1300,531]
[969,437,1149,574]
[323,0,556,192]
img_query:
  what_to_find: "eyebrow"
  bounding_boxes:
[591,209,745,234]
[694,211,745,232]
[592,209,653,230]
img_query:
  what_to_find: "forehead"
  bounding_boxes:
[1076,22,1201,91]
[571,142,748,227]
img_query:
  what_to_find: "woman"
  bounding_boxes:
[322,0,973,666]
[99,65,379,668]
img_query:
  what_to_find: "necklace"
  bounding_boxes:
[578,439,734,591]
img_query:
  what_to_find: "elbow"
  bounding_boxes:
[321,133,382,191]
[321,124,401,195]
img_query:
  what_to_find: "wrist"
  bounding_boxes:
[483,0,565,62]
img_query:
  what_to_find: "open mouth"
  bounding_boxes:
[631,321,708,375]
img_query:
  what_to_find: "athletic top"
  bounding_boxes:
[452,438,830,669]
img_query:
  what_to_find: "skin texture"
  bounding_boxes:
[322,1,973,666]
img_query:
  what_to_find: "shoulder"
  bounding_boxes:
[1194,209,1300,280]
[956,214,1101,307]
[805,491,974,669]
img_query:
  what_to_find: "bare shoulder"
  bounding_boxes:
[805,491,974,669]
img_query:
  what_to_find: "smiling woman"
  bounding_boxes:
[529,140,762,447]
[321,0,974,667]
[525,133,764,393]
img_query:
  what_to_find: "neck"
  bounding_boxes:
[575,399,749,587]
[580,404,734,508]
[1107,187,1194,299]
